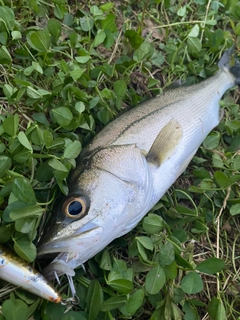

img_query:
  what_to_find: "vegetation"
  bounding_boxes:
[0,0,240,319]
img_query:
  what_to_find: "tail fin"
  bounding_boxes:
[218,46,240,85]
[230,65,240,85]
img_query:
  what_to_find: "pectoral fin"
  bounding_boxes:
[147,119,183,166]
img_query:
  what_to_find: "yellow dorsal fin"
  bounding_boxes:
[147,119,183,166]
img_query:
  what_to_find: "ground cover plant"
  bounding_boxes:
[0,0,240,319]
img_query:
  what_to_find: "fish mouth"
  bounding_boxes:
[37,222,100,256]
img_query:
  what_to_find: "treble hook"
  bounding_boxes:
[61,294,80,313]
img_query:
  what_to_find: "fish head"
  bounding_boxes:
[38,144,152,275]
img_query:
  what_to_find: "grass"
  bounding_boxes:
[0,0,240,319]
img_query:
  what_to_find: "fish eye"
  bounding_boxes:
[63,196,87,219]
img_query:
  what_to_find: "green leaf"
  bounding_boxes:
[208,296,226,320]
[61,311,87,320]
[92,29,106,47]
[175,205,197,216]
[133,41,154,62]
[230,174,240,185]
[172,229,188,242]
[54,4,67,19]
[101,296,127,312]
[3,201,25,222]
[32,61,43,74]
[14,240,36,262]
[48,158,69,172]
[205,28,224,51]
[13,150,32,164]
[63,140,81,159]
[36,161,54,182]
[26,87,42,99]
[205,19,217,25]
[232,155,240,170]
[18,132,33,152]
[54,170,69,195]
[136,241,148,261]
[0,225,11,243]
[125,30,143,49]
[196,257,225,274]
[100,2,114,11]
[75,56,91,63]
[27,29,50,52]
[11,30,22,40]
[150,308,164,320]
[193,167,211,179]
[69,66,86,81]
[125,289,145,315]
[86,280,103,320]
[32,113,50,125]
[75,101,85,113]
[203,132,220,149]
[188,24,200,37]
[0,155,12,178]
[187,37,202,53]
[100,13,117,32]
[213,154,225,169]
[0,45,12,63]
[163,261,178,280]
[2,296,29,320]
[15,218,36,233]
[183,302,199,320]
[0,6,15,32]
[52,106,73,127]
[230,203,240,216]
[90,5,103,16]
[177,5,187,17]
[45,300,65,319]
[113,80,127,97]
[2,114,19,136]
[24,66,34,76]
[158,241,175,266]
[10,204,43,221]
[47,18,61,43]
[107,279,133,294]
[150,51,165,67]
[0,31,8,45]
[0,143,5,152]
[181,271,203,294]
[145,265,166,294]
[136,236,153,251]
[97,109,112,125]
[143,213,165,234]
[47,137,64,150]
[3,83,15,98]
[12,177,36,204]
[80,16,94,31]
[99,249,112,270]
[214,171,231,188]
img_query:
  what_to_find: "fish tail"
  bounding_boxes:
[218,46,240,85]
[229,65,240,85]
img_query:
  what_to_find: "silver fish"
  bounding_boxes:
[0,245,61,303]
[38,50,240,286]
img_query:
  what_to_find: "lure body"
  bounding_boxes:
[0,245,61,303]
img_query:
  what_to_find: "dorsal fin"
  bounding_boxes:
[146,119,183,166]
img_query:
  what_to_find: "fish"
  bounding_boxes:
[0,245,61,303]
[37,49,240,292]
